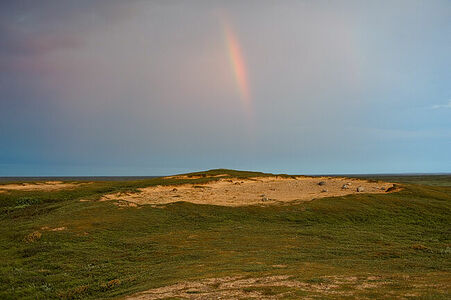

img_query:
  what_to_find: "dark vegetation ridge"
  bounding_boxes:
[1,168,450,185]
[0,170,449,299]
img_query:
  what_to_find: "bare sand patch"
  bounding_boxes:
[101,177,395,207]
[0,181,90,192]
[123,275,393,299]
[40,226,67,231]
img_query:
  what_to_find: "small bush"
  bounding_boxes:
[412,244,433,253]
[16,197,42,207]
[24,231,42,243]
[100,279,121,291]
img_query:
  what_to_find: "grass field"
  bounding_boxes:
[0,170,450,299]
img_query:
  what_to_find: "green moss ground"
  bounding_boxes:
[0,170,449,299]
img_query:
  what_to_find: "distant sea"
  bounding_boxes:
[1,173,449,183]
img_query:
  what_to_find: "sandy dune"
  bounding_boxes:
[101,176,394,207]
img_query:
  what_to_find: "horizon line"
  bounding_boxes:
[0,172,450,179]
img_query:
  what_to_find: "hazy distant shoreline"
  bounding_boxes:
[1,173,449,183]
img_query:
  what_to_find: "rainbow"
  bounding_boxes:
[223,21,252,114]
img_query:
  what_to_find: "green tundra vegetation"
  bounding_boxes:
[0,170,450,299]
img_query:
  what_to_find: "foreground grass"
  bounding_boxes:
[0,170,450,299]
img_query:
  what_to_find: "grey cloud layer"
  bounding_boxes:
[1,0,450,175]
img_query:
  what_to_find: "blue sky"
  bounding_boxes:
[0,0,450,176]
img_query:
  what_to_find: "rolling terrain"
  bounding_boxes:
[0,170,450,299]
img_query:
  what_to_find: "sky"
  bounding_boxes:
[0,0,450,176]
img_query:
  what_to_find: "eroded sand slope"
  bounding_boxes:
[101,176,394,207]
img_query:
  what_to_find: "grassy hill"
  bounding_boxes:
[0,170,450,299]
